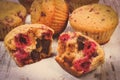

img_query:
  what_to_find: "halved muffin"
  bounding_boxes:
[4,24,54,67]
[56,32,104,77]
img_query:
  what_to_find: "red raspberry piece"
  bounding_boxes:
[15,34,31,48]
[14,49,29,63]
[83,41,96,58]
[59,34,70,42]
[73,57,91,72]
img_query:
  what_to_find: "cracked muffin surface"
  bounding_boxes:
[4,24,54,67]
[69,4,118,44]
[55,32,104,77]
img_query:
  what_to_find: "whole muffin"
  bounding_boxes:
[19,0,34,13]
[56,32,104,77]
[4,24,54,67]
[69,4,118,44]
[65,0,99,13]
[0,1,27,40]
[31,0,69,36]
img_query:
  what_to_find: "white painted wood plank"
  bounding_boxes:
[0,0,120,80]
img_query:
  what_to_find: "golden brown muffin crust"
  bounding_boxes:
[0,1,27,40]
[69,4,118,44]
[31,0,69,35]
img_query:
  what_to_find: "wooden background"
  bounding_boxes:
[0,0,120,80]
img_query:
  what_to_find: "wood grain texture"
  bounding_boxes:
[0,0,120,80]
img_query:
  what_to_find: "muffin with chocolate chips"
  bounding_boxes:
[19,0,34,13]
[55,32,104,77]
[69,4,118,44]
[0,1,27,40]
[65,0,99,13]
[31,0,69,36]
[4,24,54,67]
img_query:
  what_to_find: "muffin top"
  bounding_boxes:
[70,4,118,33]
[0,1,26,26]
[30,0,55,24]
[31,0,69,35]
[4,24,54,41]
[56,31,104,77]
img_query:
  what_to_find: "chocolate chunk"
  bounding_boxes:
[77,36,86,51]
[87,16,90,18]
[36,38,42,48]
[106,9,111,12]
[77,36,86,42]
[41,12,46,17]
[77,41,84,51]
[74,20,76,22]
[91,52,98,57]
[101,18,105,21]
[41,39,51,54]
[89,8,94,12]
[31,50,40,61]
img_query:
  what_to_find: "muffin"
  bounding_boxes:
[55,32,104,77]
[0,1,27,40]
[69,4,118,44]
[19,0,34,13]
[31,0,69,36]
[4,24,54,67]
[65,0,99,12]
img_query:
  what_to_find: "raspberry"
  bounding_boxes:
[15,34,31,48]
[14,49,29,63]
[59,34,70,42]
[83,41,96,58]
[77,36,86,42]
[73,57,91,72]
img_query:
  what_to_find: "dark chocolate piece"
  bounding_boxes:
[31,50,40,61]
